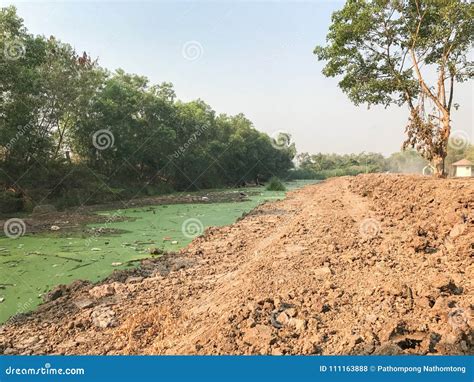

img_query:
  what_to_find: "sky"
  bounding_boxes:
[3,0,473,156]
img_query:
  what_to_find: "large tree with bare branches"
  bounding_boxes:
[315,0,473,176]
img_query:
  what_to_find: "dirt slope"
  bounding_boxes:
[1,174,472,355]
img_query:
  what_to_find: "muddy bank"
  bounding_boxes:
[0,174,472,355]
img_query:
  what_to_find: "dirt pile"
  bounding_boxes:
[0,174,472,355]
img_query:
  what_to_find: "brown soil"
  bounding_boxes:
[0,174,472,355]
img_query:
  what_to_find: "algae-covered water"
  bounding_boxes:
[0,181,317,323]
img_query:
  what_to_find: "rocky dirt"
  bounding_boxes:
[0,174,472,355]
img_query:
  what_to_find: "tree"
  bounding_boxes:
[314,0,473,176]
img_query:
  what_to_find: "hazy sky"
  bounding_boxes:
[4,0,473,155]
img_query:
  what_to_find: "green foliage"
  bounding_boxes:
[0,6,295,212]
[385,149,428,173]
[314,0,473,108]
[291,152,387,179]
[266,177,286,191]
[315,0,473,175]
[0,190,23,213]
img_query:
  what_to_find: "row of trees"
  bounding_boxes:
[292,142,474,179]
[0,7,295,212]
[293,152,386,179]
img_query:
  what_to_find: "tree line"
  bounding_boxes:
[292,143,474,180]
[0,7,295,212]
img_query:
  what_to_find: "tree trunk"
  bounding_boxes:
[432,155,444,178]
[431,113,451,178]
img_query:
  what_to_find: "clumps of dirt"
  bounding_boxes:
[0,174,472,355]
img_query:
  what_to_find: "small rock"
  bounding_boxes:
[89,285,115,299]
[285,307,297,317]
[289,318,306,331]
[43,284,68,302]
[91,307,116,328]
[313,267,332,279]
[449,224,466,239]
[242,324,273,345]
[125,276,144,284]
[373,343,403,355]
[271,347,283,355]
[366,314,378,324]
[276,312,289,325]
[50,225,60,231]
[74,298,94,309]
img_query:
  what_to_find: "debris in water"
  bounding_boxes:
[111,262,122,266]
[171,240,178,244]
[91,248,101,251]
[148,247,163,255]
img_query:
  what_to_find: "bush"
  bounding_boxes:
[0,191,24,214]
[265,176,286,191]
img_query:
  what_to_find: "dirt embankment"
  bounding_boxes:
[0,174,472,355]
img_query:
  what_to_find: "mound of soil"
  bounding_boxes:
[0,174,472,355]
